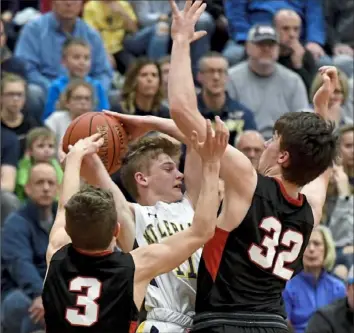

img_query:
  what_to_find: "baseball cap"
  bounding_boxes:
[348,265,354,285]
[247,24,279,43]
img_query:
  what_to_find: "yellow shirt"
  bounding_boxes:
[83,0,137,54]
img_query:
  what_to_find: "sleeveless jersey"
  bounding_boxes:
[196,174,314,318]
[134,196,198,317]
[43,244,138,333]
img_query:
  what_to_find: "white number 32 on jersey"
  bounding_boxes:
[248,217,304,280]
[65,277,102,326]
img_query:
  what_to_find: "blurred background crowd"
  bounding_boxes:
[0,1,353,333]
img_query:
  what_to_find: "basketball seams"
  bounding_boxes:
[106,117,116,173]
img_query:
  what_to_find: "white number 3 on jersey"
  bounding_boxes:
[65,277,102,326]
[248,217,304,280]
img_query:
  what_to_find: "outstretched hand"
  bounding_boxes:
[170,0,207,43]
[313,66,339,120]
[190,116,229,162]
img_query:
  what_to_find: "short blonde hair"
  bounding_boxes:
[313,225,336,271]
[309,68,349,104]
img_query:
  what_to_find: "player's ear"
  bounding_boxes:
[134,172,148,188]
[278,150,290,167]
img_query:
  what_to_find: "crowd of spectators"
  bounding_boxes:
[1,1,353,333]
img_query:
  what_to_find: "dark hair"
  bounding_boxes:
[274,112,337,186]
[62,37,90,57]
[65,185,117,251]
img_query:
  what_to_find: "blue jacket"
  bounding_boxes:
[283,270,346,333]
[42,75,110,120]
[15,12,113,93]
[1,201,57,299]
[224,0,325,45]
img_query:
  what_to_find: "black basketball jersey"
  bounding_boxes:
[42,244,139,333]
[196,174,314,318]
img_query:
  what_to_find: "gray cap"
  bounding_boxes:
[247,24,279,43]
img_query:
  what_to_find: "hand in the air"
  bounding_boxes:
[190,116,229,163]
[103,110,154,141]
[170,0,207,43]
[67,133,104,158]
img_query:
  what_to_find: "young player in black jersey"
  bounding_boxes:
[165,1,339,332]
[42,119,229,333]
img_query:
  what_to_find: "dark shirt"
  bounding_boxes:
[1,115,40,156]
[113,102,170,118]
[197,92,257,144]
[278,49,316,97]
[1,55,28,79]
[1,124,20,167]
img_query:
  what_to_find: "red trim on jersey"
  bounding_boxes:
[202,227,229,282]
[129,321,138,333]
[273,177,303,207]
[74,248,113,257]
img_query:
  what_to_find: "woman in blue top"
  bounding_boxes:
[283,225,346,333]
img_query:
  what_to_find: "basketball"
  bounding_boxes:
[62,112,128,175]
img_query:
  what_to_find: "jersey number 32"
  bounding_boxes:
[248,217,304,280]
[65,277,102,327]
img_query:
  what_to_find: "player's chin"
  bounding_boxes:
[172,188,183,201]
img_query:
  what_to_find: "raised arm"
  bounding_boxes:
[301,66,338,226]
[132,119,228,291]
[81,154,136,252]
[46,134,104,265]
[168,0,257,200]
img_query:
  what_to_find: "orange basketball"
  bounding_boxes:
[62,112,128,175]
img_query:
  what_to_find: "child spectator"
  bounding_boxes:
[45,79,94,144]
[16,127,63,202]
[42,38,109,120]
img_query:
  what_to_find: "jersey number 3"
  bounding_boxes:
[248,217,303,280]
[65,277,102,327]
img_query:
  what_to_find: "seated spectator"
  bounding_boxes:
[1,163,58,333]
[283,225,346,333]
[83,0,138,75]
[235,130,265,169]
[0,18,27,79]
[43,38,109,120]
[130,1,215,78]
[223,0,328,67]
[309,68,350,126]
[197,52,257,144]
[45,79,94,144]
[1,74,40,155]
[274,9,316,95]
[227,25,308,139]
[1,124,21,225]
[305,265,354,333]
[14,0,113,97]
[339,125,354,190]
[112,58,169,118]
[324,0,354,79]
[16,127,63,202]
[158,55,171,105]
[322,164,353,275]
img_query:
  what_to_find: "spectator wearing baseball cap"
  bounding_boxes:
[305,265,354,333]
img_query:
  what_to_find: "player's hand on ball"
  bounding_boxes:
[190,116,229,162]
[103,110,154,141]
[170,0,207,43]
[68,133,104,157]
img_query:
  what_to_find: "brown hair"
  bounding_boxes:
[0,73,26,95]
[120,57,164,114]
[58,79,94,110]
[310,68,349,104]
[273,112,337,186]
[65,185,117,251]
[120,136,181,199]
[62,37,90,58]
[26,127,56,150]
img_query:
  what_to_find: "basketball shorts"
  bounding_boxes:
[137,308,193,333]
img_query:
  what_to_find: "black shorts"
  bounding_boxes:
[191,313,289,333]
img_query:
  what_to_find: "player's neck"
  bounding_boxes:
[276,177,300,200]
[137,192,160,206]
[135,94,154,112]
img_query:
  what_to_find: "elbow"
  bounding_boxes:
[193,217,216,242]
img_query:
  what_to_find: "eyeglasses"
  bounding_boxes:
[201,68,227,76]
[2,92,25,98]
[70,95,92,102]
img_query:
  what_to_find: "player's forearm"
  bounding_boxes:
[168,39,206,140]
[149,117,187,143]
[192,161,221,239]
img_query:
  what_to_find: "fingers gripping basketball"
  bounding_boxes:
[62,112,128,174]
